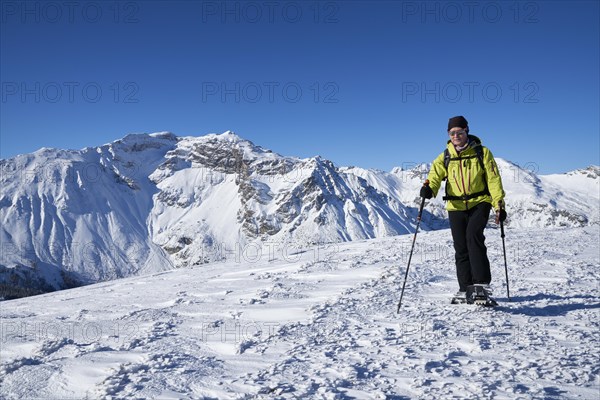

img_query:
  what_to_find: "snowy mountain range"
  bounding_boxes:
[1,131,598,297]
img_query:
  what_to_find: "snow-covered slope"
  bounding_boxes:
[0,131,598,296]
[346,159,599,229]
[1,226,598,398]
[0,132,178,296]
[498,160,600,227]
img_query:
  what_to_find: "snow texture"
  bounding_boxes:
[1,225,599,399]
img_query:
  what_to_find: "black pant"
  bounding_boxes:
[448,202,492,291]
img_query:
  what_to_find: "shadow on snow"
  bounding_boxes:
[495,293,600,317]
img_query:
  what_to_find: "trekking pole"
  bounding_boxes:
[499,202,510,301]
[396,187,427,313]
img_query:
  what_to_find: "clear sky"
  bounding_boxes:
[1,0,598,174]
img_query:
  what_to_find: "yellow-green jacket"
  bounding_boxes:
[427,135,505,211]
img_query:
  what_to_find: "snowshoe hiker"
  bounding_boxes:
[420,116,507,306]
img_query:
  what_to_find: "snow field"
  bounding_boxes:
[1,226,599,399]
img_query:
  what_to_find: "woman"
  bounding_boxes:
[420,116,507,305]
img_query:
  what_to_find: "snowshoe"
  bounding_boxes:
[465,284,498,307]
[450,291,467,304]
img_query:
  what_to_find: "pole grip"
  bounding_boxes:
[417,195,426,221]
[417,180,429,221]
[498,200,505,238]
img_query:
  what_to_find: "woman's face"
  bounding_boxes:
[449,128,468,148]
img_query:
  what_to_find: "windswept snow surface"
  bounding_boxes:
[1,226,599,399]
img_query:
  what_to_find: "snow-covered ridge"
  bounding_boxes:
[0,131,598,297]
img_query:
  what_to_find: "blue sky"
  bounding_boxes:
[1,0,598,174]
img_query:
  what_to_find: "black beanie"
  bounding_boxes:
[447,116,469,132]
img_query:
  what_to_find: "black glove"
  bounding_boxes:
[420,184,433,199]
[495,209,507,224]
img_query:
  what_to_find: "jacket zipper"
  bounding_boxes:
[490,161,498,176]
[453,171,461,196]
[467,162,472,193]
[459,159,469,210]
